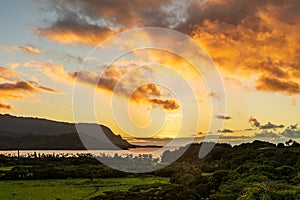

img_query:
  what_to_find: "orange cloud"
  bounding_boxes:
[0,66,18,81]
[0,81,36,92]
[131,84,179,110]
[35,0,300,96]
[35,22,115,45]
[0,101,12,111]
[224,77,253,91]
[34,0,181,45]
[7,45,41,54]
[0,80,60,99]
[190,1,300,95]
[28,81,62,93]
[71,67,180,110]
[149,99,179,110]
[0,67,61,111]
[131,83,161,100]
[24,60,68,80]
[0,80,60,112]
[7,62,20,69]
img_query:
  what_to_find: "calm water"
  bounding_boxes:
[0,147,179,159]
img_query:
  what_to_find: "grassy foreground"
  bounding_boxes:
[0,177,169,200]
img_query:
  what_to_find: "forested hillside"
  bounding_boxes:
[0,140,299,199]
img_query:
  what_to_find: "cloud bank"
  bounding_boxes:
[34,0,300,96]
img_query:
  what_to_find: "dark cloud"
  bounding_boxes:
[260,122,284,130]
[197,132,205,135]
[289,124,298,130]
[249,116,260,128]
[249,116,284,130]
[35,0,180,45]
[256,76,300,95]
[71,0,179,27]
[217,129,234,133]
[247,124,300,139]
[215,115,232,120]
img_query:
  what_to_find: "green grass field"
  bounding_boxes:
[0,166,15,171]
[0,177,169,200]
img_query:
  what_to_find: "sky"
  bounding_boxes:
[0,0,300,144]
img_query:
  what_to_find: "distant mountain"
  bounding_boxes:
[0,114,135,150]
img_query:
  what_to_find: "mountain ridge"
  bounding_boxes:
[0,114,135,150]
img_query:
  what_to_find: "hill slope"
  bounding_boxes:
[0,114,134,150]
